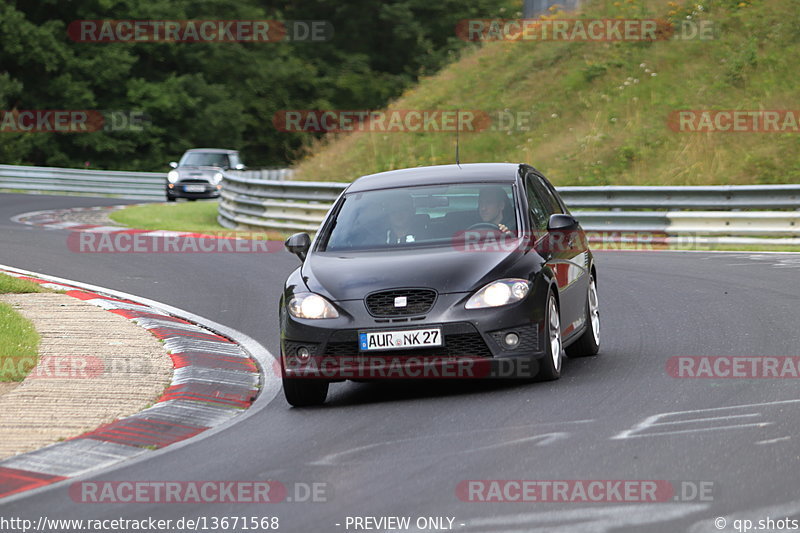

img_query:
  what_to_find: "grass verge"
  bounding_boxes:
[293,0,800,187]
[0,274,46,294]
[0,274,42,382]
[109,201,286,240]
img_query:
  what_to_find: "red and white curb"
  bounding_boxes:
[0,265,279,501]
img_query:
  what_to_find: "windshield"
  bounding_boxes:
[319,183,518,252]
[179,152,231,168]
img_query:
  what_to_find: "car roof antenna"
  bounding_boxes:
[455,109,461,169]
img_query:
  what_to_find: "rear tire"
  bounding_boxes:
[537,291,562,381]
[566,275,600,357]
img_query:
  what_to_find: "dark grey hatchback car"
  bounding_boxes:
[280,163,600,406]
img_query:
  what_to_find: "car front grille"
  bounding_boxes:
[365,289,437,317]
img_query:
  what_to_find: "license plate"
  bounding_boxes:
[359,328,442,351]
[184,185,206,192]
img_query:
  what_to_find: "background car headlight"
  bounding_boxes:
[213,172,223,184]
[167,170,180,183]
[288,293,339,319]
[465,279,530,309]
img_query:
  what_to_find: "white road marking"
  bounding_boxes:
[653,414,762,426]
[755,436,791,445]
[310,423,591,466]
[612,399,800,439]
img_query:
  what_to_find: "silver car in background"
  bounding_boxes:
[166,148,245,201]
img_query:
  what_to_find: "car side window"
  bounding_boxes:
[524,174,549,231]
[533,174,564,215]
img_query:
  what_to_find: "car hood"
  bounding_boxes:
[176,166,222,178]
[302,246,525,301]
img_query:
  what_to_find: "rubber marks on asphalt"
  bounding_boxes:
[0,269,261,500]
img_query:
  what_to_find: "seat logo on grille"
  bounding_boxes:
[394,296,408,308]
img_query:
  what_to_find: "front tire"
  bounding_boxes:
[282,377,329,407]
[537,291,563,381]
[566,275,600,357]
[281,351,328,406]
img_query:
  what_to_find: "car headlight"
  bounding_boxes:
[465,279,530,309]
[288,293,339,319]
[167,170,180,183]
[213,172,223,184]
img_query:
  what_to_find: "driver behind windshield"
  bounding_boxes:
[478,186,515,235]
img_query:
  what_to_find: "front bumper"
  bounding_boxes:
[166,182,221,199]
[280,289,549,380]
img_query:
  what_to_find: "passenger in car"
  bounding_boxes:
[385,193,427,244]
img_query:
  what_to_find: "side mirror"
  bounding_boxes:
[536,214,581,256]
[234,164,246,171]
[285,233,311,261]
[547,214,579,232]
[169,161,178,169]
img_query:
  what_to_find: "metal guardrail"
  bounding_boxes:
[0,164,166,199]
[216,176,800,245]
[558,185,800,210]
[218,173,344,232]
[237,168,295,181]
[1,164,797,245]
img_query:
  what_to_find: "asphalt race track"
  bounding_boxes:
[2,192,800,532]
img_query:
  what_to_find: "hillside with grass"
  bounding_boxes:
[293,0,800,186]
